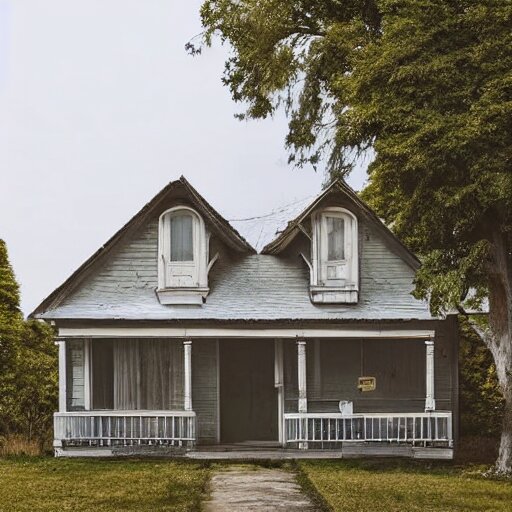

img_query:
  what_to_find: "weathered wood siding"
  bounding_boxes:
[192,339,219,445]
[66,340,86,410]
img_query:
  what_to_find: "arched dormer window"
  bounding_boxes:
[310,207,358,303]
[157,206,209,305]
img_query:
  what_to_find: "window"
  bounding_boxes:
[326,216,345,261]
[91,339,184,411]
[170,213,193,262]
[310,207,358,303]
[157,206,209,304]
[66,340,86,411]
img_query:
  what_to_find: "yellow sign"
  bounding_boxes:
[358,376,376,392]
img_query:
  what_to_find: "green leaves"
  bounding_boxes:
[0,239,57,445]
[198,1,381,172]
[199,0,512,320]
[0,240,20,316]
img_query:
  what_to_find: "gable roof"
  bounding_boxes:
[30,176,255,318]
[261,179,420,270]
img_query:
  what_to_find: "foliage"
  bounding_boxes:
[300,460,512,511]
[4,321,57,446]
[198,0,512,471]
[0,239,57,447]
[198,0,512,311]
[459,316,504,437]
[195,0,382,174]
[0,458,210,512]
[0,240,23,378]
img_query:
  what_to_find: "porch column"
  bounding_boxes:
[297,340,307,413]
[183,340,193,411]
[84,338,91,410]
[425,339,436,411]
[56,340,66,412]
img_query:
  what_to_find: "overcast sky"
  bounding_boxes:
[0,0,367,315]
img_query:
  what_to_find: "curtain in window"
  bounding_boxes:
[112,339,184,410]
[327,217,345,260]
[92,340,114,409]
[113,339,141,409]
[141,340,184,410]
[170,213,193,261]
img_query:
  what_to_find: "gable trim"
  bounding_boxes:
[30,176,255,318]
[261,179,421,270]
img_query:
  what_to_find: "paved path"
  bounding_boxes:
[202,465,317,511]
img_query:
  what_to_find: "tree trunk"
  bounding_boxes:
[486,227,512,474]
[497,390,512,473]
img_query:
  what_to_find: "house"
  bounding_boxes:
[31,177,458,458]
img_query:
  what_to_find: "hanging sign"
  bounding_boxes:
[357,376,376,392]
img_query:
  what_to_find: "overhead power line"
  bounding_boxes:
[227,195,314,222]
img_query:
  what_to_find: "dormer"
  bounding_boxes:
[310,207,358,303]
[261,179,421,306]
[157,206,210,305]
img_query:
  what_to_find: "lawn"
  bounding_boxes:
[0,458,210,512]
[2,457,511,512]
[299,460,512,512]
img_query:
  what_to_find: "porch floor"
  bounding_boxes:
[188,443,453,460]
[56,442,453,460]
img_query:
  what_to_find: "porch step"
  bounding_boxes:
[195,441,282,452]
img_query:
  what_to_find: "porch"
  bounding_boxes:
[53,325,455,458]
[54,411,452,459]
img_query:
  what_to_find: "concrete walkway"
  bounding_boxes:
[202,465,317,511]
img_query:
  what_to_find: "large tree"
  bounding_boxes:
[197,0,512,472]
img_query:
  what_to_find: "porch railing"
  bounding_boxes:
[54,411,196,447]
[284,412,452,447]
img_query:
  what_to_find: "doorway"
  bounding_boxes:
[219,340,278,443]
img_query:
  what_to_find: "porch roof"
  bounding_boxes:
[38,253,433,322]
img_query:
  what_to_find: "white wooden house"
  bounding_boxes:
[31,177,458,458]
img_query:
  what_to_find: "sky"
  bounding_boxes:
[0,0,367,316]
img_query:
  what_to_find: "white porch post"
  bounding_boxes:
[425,339,436,411]
[56,340,67,413]
[274,339,284,446]
[84,338,91,411]
[183,340,193,411]
[297,340,307,413]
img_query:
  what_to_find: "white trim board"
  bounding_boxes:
[58,326,435,339]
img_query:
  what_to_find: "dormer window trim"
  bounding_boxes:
[310,207,359,304]
[157,206,209,305]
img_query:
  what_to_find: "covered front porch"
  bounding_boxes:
[53,325,454,458]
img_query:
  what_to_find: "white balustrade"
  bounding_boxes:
[284,412,452,447]
[54,410,196,447]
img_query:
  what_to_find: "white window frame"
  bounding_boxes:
[158,206,208,291]
[311,207,358,300]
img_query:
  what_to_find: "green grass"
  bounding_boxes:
[0,457,210,512]
[299,460,512,512]
[2,457,511,512]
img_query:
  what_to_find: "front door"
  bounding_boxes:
[219,340,278,443]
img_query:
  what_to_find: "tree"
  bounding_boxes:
[0,240,57,449]
[197,0,512,472]
[7,321,57,447]
[0,240,22,367]
[459,317,504,439]
[0,239,23,433]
